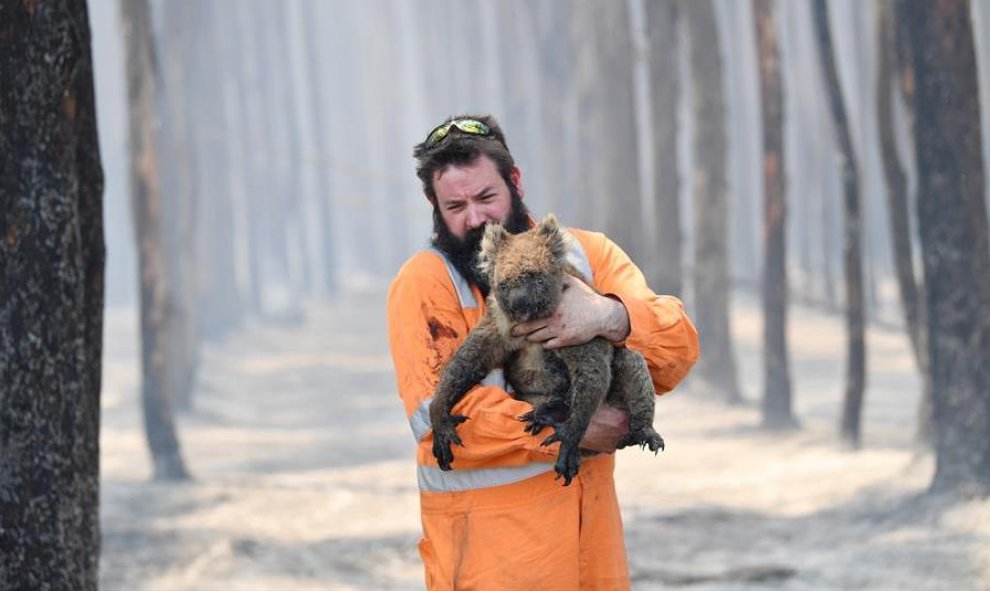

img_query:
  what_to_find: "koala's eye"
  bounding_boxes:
[535,276,545,286]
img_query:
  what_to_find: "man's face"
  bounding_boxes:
[430,155,530,295]
[432,155,521,240]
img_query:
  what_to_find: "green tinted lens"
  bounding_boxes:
[425,123,452,148]
[424,119,492,148]
[452,120,490,135]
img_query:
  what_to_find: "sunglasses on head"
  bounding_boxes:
[423,118,493,149]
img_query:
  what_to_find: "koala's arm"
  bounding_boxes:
[430,318,506,414]
[387,254,558,469]
[571,229,700,394]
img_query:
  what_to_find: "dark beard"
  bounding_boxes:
[431,189,531,297]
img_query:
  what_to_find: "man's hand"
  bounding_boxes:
[578,405,630,454]
[511,275,631,348]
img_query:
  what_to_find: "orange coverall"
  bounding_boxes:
[387,227,699,590]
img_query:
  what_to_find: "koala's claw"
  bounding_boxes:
[554,441,582,486]
[432,414,469,471]
[519,410,557,436]
[617,427,665,455]
[540,431,562,447]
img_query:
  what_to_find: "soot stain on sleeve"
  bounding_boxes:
[427,317,458,341]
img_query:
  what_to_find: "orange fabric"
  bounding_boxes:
[387,227,699,589]
[418,455,627,591]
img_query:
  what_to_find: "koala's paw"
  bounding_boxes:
[541,428,581,486]
[431,414,469,471]
[553,440,582,486]
[617,426,665,455]
[518,407,558,436]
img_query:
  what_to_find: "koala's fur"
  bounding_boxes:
[429,214,664,485]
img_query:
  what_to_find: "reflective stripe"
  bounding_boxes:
[430,247,478,309]
[410,399,432,442]
[418,462,555,493]
[410,369,511,443]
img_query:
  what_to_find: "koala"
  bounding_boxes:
[429,214,664,485]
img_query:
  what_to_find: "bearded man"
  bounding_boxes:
[387,114,699,590]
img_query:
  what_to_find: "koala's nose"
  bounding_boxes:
[508,290,529,313]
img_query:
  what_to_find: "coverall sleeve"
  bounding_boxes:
[578,231,700,394]
[387,254,557,470]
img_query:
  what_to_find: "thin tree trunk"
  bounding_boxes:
[529,0,573,220]
[646,0,683,295]
[903,0,990,496]
[0,0,104,585]
[160,0,200,410]
[301,0,337,295]
[194,0,243,339]
[233,1,266,313]
[812,0,867,448]
[275,2,312,297]
[574,2,643,264]
[684,0,742,404]
[754,0,797,430]
[572,4,604,229]
[122,0,190,481]
[876,0,932,445]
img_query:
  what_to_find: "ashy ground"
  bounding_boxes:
[99,291,990,590]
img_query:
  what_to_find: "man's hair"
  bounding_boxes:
[413,114,516,202]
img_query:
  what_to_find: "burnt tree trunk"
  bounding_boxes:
[301,0,338,295]
[580,2,643,264]
[812,0,867,448]
[255,0,292,295]
[903,0,990,496]
[684,0,742,404]
[195,0,243,340]
[159,0,200,410]
[122,0,191,480]
[876,0,932,445]
[0,0,104,586]
[753,0,796,430]
[233,1,266,313]
[646,0,682,295]
[571,3,604,229]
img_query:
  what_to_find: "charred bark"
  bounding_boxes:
[645,0,683,295]
[876,0,932,445]
[301,0,338,295]
[0,0,104,586]
[753,0,796,430]
[812,0,866,448]
[684,0,742,404]
[576,2,644,265]
[903,0,990,496]
[159,0,201,410]
[122,0,191,480]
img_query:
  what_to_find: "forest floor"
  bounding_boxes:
[99,290,990,590]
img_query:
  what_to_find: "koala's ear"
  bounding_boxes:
[537,214,560,238]
[478,222,509,278]
[538,214,566,260]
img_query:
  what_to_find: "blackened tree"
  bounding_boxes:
[684,0,742,404]
[0,0,104,586]
[812,0,866,447]
[753,0,796,429]
[875,0,932,444]
[903,0,990,496]
[645,0,682,295]
[121,0,190,480]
